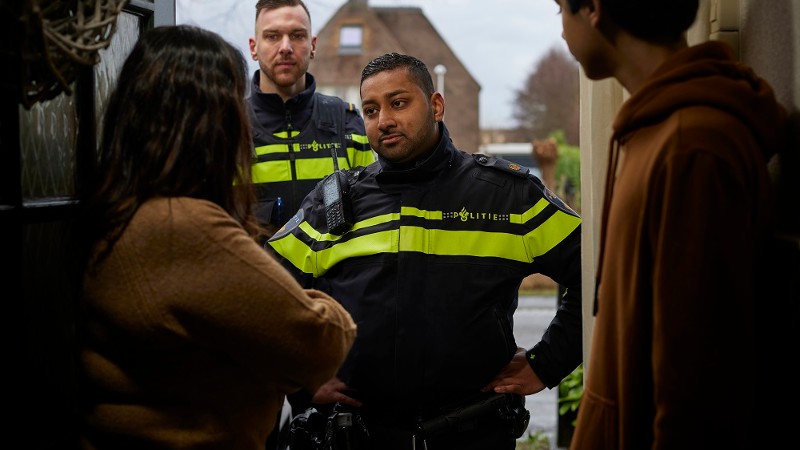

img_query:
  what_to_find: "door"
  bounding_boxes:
[0,1,173,447]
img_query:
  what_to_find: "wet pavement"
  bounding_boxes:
[514,294,566,449]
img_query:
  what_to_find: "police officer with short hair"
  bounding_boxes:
[249,3,375,448]
[268,52,582,450]
[248,0,375,238]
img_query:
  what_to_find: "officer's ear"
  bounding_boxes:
[430,92,445,122]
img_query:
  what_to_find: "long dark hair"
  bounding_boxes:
[80,25,258,268]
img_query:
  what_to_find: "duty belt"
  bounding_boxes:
[287,393,529,450]
[411,393,530,449]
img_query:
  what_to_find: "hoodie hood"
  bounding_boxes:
[613,41,786,161]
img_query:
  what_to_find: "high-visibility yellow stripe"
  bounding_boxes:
[270,224,398,275]
[401,206,442,220]
[399,227,529,260]
[295,158,336,180]
[348,148,375,167]
[254,143,290,156]
[252,156,349,182]
[252,160,291,183]
[351,134,370,145]
[525,209,581,258]
[254,131,372,181]
[297,212,399,242]
[318,230,399,271]
[270,203,579,277]
[511,198,551,224]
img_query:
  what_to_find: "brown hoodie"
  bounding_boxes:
[571,41,788,449]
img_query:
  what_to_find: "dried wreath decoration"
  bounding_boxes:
[19,0,129,109]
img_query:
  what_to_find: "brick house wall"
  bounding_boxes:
[311,0,481,153]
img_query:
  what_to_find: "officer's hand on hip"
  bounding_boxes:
[312,376,363,408]
[481,347,546,396]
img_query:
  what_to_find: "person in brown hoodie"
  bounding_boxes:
[75,25,355,450]
[553,0,791,449]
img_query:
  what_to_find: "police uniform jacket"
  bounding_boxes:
[248,72,375,227]
[268,123,582,414]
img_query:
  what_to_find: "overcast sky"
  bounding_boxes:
[176,0,568,129]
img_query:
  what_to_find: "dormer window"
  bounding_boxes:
[338,25,363,54]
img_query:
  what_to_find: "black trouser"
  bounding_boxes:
[362,410,516,450]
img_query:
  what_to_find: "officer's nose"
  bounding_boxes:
[278,36,293,55]
[378,111,395,131]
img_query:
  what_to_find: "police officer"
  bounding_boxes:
[248,3,375,448]
[248,0,375,237]
[268,53,582,450]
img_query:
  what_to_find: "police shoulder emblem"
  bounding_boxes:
[543,187,579,217]
[473,154,529,178]
[269,209,305,240]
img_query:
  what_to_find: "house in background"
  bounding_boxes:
[311,0,481,153]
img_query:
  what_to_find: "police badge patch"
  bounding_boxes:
[473,154,530,178]
[543,187,579,217]
[270,209,305,239]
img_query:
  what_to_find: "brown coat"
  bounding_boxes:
[79,197,356,450]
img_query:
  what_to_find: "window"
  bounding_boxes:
[338,25,362,54]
